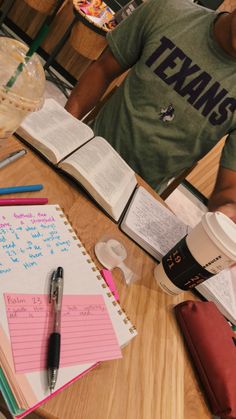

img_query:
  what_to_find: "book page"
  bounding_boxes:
[4,293,121,374]
[17,99,93,164]
[59,136,137,220]
[196,267,236,324]
[166,184,207,228]
[121,186,188,258]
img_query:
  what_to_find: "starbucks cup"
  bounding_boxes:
[154,212,236,295]
[0,38,45,144]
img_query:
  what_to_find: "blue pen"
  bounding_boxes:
[0,184,43,194]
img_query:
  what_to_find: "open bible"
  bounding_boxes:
[120,186,188,260]
[16,100,187,260]
[16,98,137,222]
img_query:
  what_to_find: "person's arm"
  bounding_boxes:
[208,166,236,223]
[65,48,126,120]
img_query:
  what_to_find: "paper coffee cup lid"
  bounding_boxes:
[202,212,236,260]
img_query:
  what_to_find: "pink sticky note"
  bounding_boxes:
[4,293,122,374]
[101,269,119,302]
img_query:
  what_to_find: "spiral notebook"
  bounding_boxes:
[0,205,137,418]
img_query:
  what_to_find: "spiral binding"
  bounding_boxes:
[56,206,136,335]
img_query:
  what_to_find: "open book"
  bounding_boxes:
[16,98,137,222]
[120,186,188,260]
[196,267,236,326]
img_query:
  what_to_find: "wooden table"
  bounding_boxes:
[0,136,211,419]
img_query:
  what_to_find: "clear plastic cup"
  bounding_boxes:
[0,37,45,144]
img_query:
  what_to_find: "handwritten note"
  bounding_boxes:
[4,293,122,374]
[123,187,188,256]
[0,207,73,275]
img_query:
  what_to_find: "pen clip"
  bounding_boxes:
[49,267,64,305]
[49,270,58,303]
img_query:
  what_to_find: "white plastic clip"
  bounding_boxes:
[94,239,137,284]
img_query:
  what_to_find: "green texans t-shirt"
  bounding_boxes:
[92,0,236,191]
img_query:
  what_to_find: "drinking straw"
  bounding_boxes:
[4,0,66,91]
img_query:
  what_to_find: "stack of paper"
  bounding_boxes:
[0,205,136,417]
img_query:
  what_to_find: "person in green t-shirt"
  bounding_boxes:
[65,0,236,222]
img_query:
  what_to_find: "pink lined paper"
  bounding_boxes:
[4,293,122,373]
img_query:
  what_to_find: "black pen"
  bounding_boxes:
[47,267,64,393]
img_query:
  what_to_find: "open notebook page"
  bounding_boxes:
[121,186,188,259]
[17,98,93,164]
[0,205,136,408]
[196,267,236,325]
[60,136,137,221]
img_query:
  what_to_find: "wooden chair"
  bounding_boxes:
[70,0,107,61]
[0,0,15,28]
[23,0,60,14]
[186,138,224,199]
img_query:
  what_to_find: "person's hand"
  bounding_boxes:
[208,167,236,224]
[214,203,236,223]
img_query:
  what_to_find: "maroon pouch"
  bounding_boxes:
[174,300,236,419]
